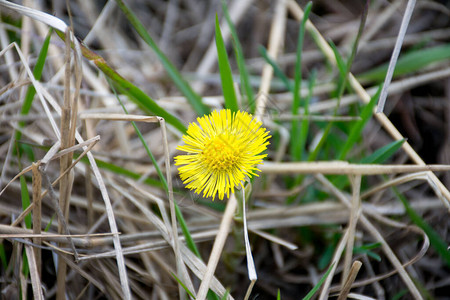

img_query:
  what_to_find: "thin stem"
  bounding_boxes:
[197,194,238,300]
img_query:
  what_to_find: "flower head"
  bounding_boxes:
[174,109,270,200]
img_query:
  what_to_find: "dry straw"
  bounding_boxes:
[1,0,449,299]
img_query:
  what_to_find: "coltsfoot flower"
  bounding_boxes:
[174,109,270,200]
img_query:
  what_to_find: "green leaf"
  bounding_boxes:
[114,0,210,117]
[215,15,239,112]
[302,262,335,300]
[337,87,381,160]
[358,44,450,82]
[360,139,405,164]
[222,0,255,112]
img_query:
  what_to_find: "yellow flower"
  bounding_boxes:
[174,109,270,200]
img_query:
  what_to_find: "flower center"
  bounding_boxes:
[202,135,240,171]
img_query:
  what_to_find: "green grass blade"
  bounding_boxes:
[44,214,55,232]
[311,1,368,161]
[171,272,196,298]
[303,73,316,141]
[329,41,346,80]
[332,139,405,192]
[286,71,317,199]
[220,290,230,300]
[308,120,332,162]
[0,244,7,269]
[109,82,202,258]
[358,44,450,82]
[15,29,52,144]
[394,188,450,267]
[329,41,349,106]
[334,0,368,101]
[317,232,340,269]
[366,251,382,261]
[17,146,32,229]
[175,205,201,259]
[110,79,168,190]
[308,2,368,162]
[114,0,209,117]
[297,71,316,162]
[291,2,312,161]
[174,269,221,300]
[215,15,239,112]
[221,0,255,112]
[258,45,293,92]
[113,81,186,132]
[22,251,29,279]
[20,175,32,229]
[337,87,380,160]
[55,30,187,133]
[344,0,368,75]
[353,242,382,262]
[110,82,214,299]
[277,289,281,300]
[307,45,351,162]
[73,154,163,188]
[392,289,409,300]
[356,242,381,251]
[302,262,335,300]
[18,156,32,280]
[82,47,183,130]
[360,139,405,164]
